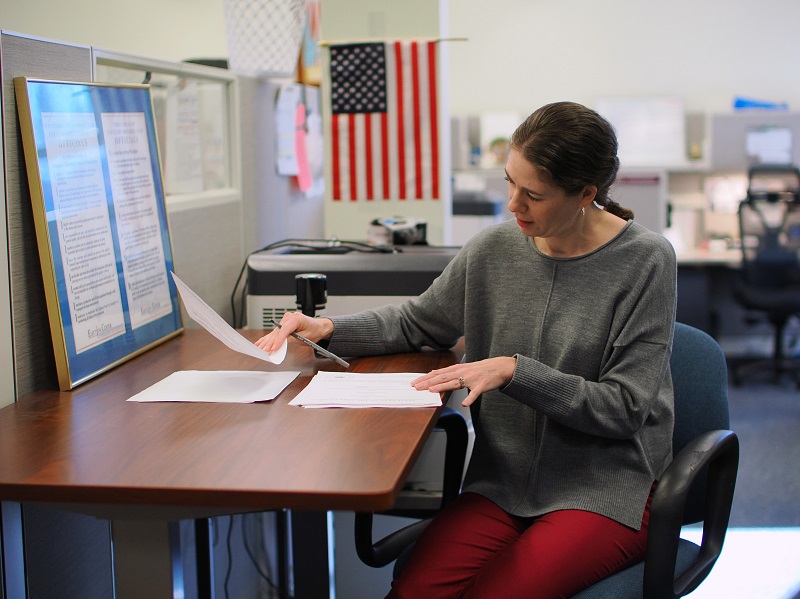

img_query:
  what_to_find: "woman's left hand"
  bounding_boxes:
[411,356,517,407]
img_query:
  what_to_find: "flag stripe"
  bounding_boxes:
[364,113,374,200]
[415,42,432,199]
[400,42,414,199]
[385,47,399,200]
[381,112,390,199]
[394,41,407,199]
[354,114,367,201]
[348,114,358,201]
[411,42,423,199]
[332,113,341,200]
[339,114,351,200]
[428,41,439,199]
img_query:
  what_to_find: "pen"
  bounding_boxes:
[271,318,350,368]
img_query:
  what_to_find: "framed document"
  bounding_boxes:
[14,78,183,390]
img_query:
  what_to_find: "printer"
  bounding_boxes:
[246,243,461,329]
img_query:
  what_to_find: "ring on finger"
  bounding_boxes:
[458,376,466,389]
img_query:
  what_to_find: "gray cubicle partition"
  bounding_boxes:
[1,29,300,599]
[1,30,114,599]
[1,31,90,399]
[712,111,800,171]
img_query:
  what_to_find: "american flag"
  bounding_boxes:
[326,41,440,201]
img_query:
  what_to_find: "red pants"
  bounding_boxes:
[386,489,653,599]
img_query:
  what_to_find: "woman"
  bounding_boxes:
[256,101,677,598]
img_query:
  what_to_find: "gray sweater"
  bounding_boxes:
[327,219,677,529]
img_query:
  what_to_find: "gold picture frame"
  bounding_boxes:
[14,78,183,390]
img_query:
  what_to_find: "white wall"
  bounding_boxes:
[446,0,800,116]
[4,0,800,116]
[1,0,229,63]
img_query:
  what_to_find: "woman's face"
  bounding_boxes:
[505,148,587,240]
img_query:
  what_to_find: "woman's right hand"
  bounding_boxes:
[254,312,334,353]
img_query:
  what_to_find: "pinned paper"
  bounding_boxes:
[295,102,312,192]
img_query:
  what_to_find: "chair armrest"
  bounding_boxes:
[355,513,432,568]
[643,429,739,599]
[434,407,469,508]
[354,406,468,568]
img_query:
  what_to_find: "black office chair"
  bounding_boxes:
[731,165,800,386]
[354,405,468,568]
[355,323,739,599]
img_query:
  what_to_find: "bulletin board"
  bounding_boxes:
[14,78,183,390]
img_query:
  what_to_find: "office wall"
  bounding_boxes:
[446,0,800,115]
[1,0,229,65]
[5,0,800,116]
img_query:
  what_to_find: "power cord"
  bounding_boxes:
[218,514,285,599]
[230,238,397,328]
[224,516,234,599]
[241,514,281,597]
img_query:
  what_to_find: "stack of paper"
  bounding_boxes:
[290,371,442,408]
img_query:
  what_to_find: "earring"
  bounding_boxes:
[581,206,585,216]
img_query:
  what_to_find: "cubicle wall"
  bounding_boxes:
[0,30,116,599]
[1,31,91,401]
[238,76,325,256]
[1,29,317,598]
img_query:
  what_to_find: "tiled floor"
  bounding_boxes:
[681,527,800,597]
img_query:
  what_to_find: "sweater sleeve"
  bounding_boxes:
[324,245,468,357]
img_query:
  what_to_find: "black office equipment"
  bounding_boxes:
[245,242,460,329]
[295,273,328,316]
[355,323,739,599]
[731,165,800,386]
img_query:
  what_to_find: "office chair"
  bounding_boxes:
[731,166,800,386]
[354,405,468,568]
[355,323,739,599]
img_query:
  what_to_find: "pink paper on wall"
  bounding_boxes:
[295,103,312,192]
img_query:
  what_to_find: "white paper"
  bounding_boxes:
[127,370,300,403]
[275,83,302,175]
[165,80,204,193]
[289,371,442,408]
[41,112,127,353]
[170,272,287,364]
[101,112,173,330]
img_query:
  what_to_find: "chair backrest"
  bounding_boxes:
[739,196,800,286]
[669,322,730,525]
[739,166,800,288]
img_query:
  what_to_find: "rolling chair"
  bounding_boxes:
[354,405,468,567]
[731,165,800,386]
[355,323,739,599]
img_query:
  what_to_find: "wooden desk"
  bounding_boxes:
[0,329,464,598]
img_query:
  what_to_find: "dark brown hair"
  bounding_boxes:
[510,101,633,220]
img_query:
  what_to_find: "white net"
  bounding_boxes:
[224,0,306,76]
